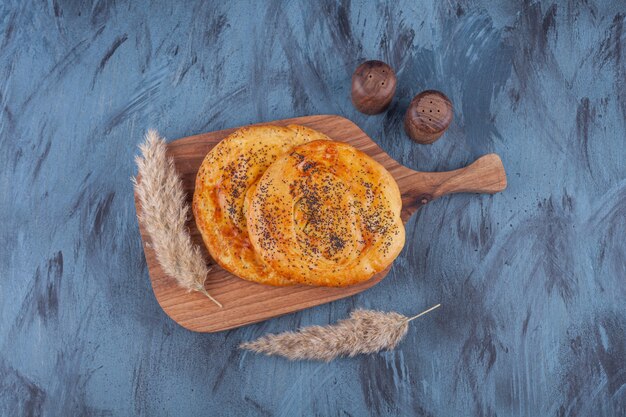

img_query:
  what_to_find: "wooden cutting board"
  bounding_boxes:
[135,115,506,332]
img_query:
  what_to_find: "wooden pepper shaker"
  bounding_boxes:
[351,60,397,115]
[404,90,453,144]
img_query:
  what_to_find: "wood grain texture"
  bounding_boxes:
[135,115,505,332]
[351,60,397,114]
[404,90,453,144]
[2,1,626,416]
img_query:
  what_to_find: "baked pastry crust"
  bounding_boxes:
[193,124,330,286]
[246,140,405,286]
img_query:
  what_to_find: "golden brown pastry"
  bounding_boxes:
[246,140,405,287]
[193,124,330,286]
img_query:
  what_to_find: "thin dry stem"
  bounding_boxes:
[133,130,221,307]
[406,303,441,322]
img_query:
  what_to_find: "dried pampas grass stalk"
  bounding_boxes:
[240,304,440,361]
[133,130,221,307]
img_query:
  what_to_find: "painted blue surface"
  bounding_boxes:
[1,1,625,416]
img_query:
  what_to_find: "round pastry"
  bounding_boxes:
[246,140,405,287]
[193,124,330,286]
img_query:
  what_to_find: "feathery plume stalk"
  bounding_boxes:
[133,130,221,307]
[240,304,440,361]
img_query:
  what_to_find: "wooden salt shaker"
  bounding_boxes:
[351,60,397,115]
[404,90,453,144]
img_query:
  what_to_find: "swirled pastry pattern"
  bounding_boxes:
[246,140,405,286]
[193,125,330,286]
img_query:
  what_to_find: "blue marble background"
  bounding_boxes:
[1,0,625,416]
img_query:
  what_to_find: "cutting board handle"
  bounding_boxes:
[398,153,507,219]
